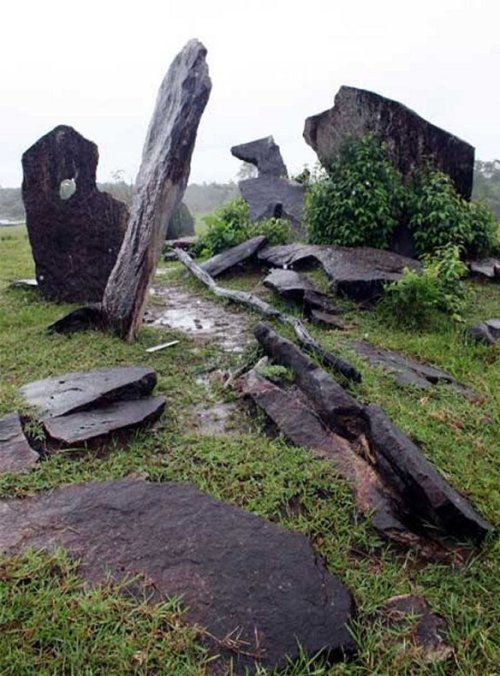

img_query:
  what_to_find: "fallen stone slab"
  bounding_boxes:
[0,479,356,672]
[239,176,305,234]
[304,85,474,200]
[263,269,341,316]
[0,413,39,475]
[468,258,500,280]
[259,244,421,300]
[349,340,475,397]
[43,397,166,445]
[365,404,492,542]
[21,125,129,302]
[20,367,157,419]
[9,279,38,290]
[231,136,288,177]
[467,319,500,345]
[310,310,346,330]
[201,235,267,277]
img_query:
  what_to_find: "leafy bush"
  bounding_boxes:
[193,198,289,257]
[304,134,404,248]
[379,244,468,329]
[408,168,498,256]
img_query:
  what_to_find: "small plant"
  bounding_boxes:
[193,197,289,257]
[304,134,404,249]
[257,364,295,383]
[379,244,468,329]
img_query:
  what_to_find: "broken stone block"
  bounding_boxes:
[201,235,267,277]
[467,318,500,345]
[0,479,356,672]
[0,413,39,475]
[304,86,474,199]
[468,257,500,280]
[239,176,305,235]
[21,125,129,302]
[231,136,288,177]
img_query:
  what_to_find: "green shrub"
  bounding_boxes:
[194,198,289,257]
[408,168,498,256]
[304,134,404,248]
[379,244,468,329]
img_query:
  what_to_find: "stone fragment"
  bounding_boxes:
[239,176,305,234]
[166,202,195,239]
[8,279,38,290]
[0,479,356,671]
[201,235,267,277]
[21,125,129,302]
[0,413,39,475]
[20,367,157,419]
[365,404,493,542]
[468,258,500,280]
[47,305,107,335]
[102,40,212,340]
[231,136,288,177]
[304,86,474,199]
[263,269,341,316]
[259,244,421,300]
[467,318,500,345]
[44,397,166,445]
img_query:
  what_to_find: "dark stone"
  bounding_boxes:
[304,86,474,200]
[239,176,305,235]
[201,235,267,277]
[0,479,356,672]
[467,319,500,345]
[21,125,129,302]
[259,244,421,301]
[349,340,475,397]
[20,367,157,419]
[365,404,493,542]
[44,397,166,445]
[310,310,345,330]
[263,269,341,316]
[0,413,39,475]
[166,202,195,239]
[231,136,288,178]
[102,40,212,340]
[47,305,107,335]
[468,258,500,280]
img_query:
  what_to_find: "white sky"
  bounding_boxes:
[1,0,499,187]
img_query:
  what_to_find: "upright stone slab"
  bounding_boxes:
[21,126,129,302]
[231,136,288,177]
[304,86,475,199]
[239,176,305,234]
[103,40,212,340]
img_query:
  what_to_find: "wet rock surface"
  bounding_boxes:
[467,318,500,345]
[0,479,356,672]
[0,413,39,475]
[304,85,474,199]
[231,136,288,177]
[22,125,129,302]
[201,235,267,277]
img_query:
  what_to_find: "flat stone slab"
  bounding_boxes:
[0,413,39,475]
[349,340,475,397]
[467,318,500,345]
[44,397,166,445]
[468,258,500,280]
[259,244,421,300]
[262,268,341,315]
[20,367,157,419]
[0,479,355,671]
[201,235,267,277]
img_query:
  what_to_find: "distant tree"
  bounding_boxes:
[236,162,258,181]
[472,160,500,219]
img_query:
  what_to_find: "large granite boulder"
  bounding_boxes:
[166,202,195,239]
[22,126,129,302]
[103,40,212,340]
[231,136,288,177]
[304,86,475,200]
[0,479,356,672]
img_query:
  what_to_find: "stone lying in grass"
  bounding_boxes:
[468,258,500,280]
[467,318,500,345]
[0,479,356,673]
[263,268,341,316]
[201,235,267,277]
[0,413,39,475]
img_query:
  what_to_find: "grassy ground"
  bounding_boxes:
[0,226,499,674]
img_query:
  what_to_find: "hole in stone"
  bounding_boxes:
[59,178,77,200]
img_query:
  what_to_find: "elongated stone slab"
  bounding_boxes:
[0,413,39,475]
[201,235,267,277]
[20,367,157,419]
[44,397,166,445]
[0,480,355,672]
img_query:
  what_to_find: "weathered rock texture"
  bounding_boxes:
[468,258,500,280]
[231,136,288,177]
[166,202,195,239]
[201,235,267,277]
[467,318,500,345]
[22,126,129,302]
[0,413,39,475]
[239,177,304,233]
[263,268,341,315]
[304,86,475,199]
[259,243,421,300]
[102,40,212,340]
[0,479,356,672]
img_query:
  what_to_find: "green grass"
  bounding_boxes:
[0,227,499,674]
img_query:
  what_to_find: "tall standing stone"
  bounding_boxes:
[103,40,211,340]
[304,86,475,200]
[21,126,129,302]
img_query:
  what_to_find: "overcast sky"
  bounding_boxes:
[1,0,499,188]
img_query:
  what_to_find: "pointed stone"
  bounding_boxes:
[0,413,39,475]
[231,136,288,177]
